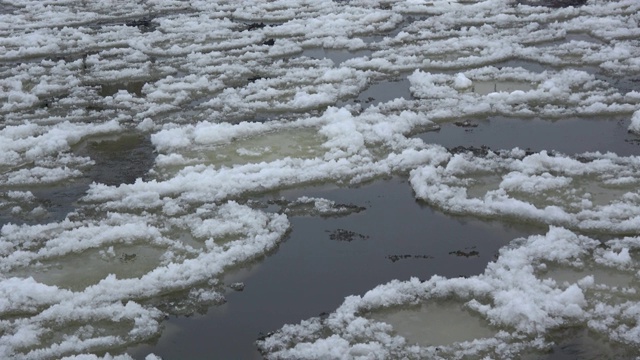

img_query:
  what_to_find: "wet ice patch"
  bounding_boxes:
[301,48,372,66]
[151,125,325,177]
[470,79,534,95]
[370,302,497,347]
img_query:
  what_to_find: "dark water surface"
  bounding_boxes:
[419,115,640,156]
[129,177,541,359]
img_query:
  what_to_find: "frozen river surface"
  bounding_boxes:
[1,0,640,359]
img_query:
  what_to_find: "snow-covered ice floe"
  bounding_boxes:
[257,227,640,359]
[410,149,640,234]
[1,0,640,358]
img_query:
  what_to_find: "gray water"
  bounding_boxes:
[419,115,640,157]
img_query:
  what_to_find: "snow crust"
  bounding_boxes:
[1,0,640,358]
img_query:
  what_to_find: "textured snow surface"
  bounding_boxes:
[1,0,640,358]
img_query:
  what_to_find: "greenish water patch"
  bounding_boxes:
[10,244,166,291]
[369,301,498,347]
[524,327,638,360]
[155,127,324,177]
[470,80,534,95]
[541,265,636,290]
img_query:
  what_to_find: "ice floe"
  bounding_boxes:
[410,149,640,234]
[257,227,640,359]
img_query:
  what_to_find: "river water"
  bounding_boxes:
[1,0,640,359]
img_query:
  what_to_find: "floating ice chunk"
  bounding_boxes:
[597,248,632,268]
[259,227,640,358]
[3,166,83,185]
[281,196,366,217]
[0,202,289,358]
[410,150,640,233]
[0,120,121,166]
[5,191,35,201]
[0,277,71,313]
[61,352,161,360]
[60,354,140,360]
[453,73,473,90]
[152,121,273,151]
[499,172,572,194]
[319,108,366,157]
[290,91,334,109]
[3,90,39,111]
[408,70,458,99]
[150,127,192,151]
[628,110,640,135]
